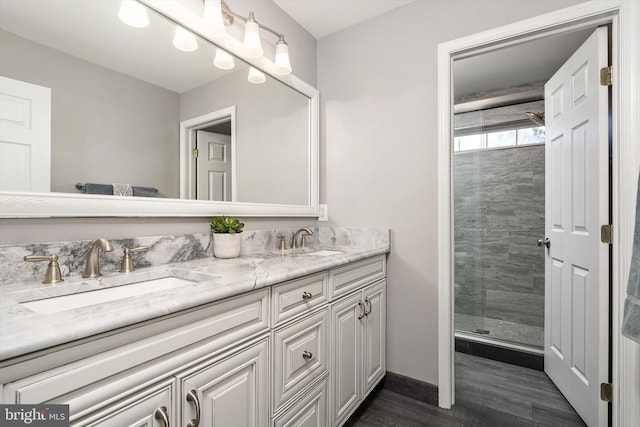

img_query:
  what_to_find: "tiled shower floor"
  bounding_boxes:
[455,313,544,349]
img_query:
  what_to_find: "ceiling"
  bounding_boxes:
[273,0,415,39]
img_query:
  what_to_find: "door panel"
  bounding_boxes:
[0,76,51,192]
[544,26,609,427]
[196,130,232,201]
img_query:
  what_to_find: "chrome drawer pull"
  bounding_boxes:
[154,406,170,427]
[358,301,366,320]
[302,291,313,300]
[364,298,372,316]
[302,350,313,360]
[186,389,201,427]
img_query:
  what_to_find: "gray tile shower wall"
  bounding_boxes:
[454,145,545,342]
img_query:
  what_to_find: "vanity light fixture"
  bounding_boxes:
[274,35,292,75]
[242,13,263,58]
[173,26,198,52]
[217,0,293,75]
[203,0,226,39]
[214,48,235,69]
[118,0,149,28]
[247,67,266,84]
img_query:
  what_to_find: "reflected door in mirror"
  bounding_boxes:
[196,130,232,201]
[0,76,51,192]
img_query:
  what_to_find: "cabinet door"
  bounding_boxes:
[74,378,175,427]
[179,339,269,427]
[330,292,363,427]
[362,280,386,397]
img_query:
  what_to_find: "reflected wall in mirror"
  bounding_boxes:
[0,0,312,210]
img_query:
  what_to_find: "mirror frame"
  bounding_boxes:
[0,0,319,218]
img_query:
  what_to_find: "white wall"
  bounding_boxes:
[0,0,317,246]
[317,0,587,384]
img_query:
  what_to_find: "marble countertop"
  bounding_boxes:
[0,244,389,361]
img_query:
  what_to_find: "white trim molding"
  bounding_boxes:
[437,2,640,426]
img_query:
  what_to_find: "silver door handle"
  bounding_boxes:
[186,390,200,427]
[358,301,366,320]
[154,406,170,427]
[302,350,313,360]
[302,291,313,300]
[537,238,551,248]
[364,298,372,316]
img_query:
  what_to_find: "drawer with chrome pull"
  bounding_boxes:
[272,308,329,415]
[271,272,328,326]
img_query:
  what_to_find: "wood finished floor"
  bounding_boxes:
[345,352,587,426]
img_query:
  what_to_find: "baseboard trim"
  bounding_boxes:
[383,371,439,406]
[455,336,544,371]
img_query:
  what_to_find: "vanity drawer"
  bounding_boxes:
[272,272,328,326]
[329,255,386,300]
[272,308,328,414]
[273,377,327,427]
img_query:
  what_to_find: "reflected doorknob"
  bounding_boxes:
[537,238,551,248]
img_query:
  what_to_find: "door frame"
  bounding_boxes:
[436,2,640,426]
[179,106,236,200]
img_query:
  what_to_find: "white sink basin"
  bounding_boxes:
[291,249,343,257]
[23,276,198,314]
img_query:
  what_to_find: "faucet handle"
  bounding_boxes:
[277,234,286,251]
[120,246,150,273]
[24,254,64,284]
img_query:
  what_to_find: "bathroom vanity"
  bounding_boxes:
[0,228,389,427]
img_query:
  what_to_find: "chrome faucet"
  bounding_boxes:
[291,228,313,249]
[83,238,114,278]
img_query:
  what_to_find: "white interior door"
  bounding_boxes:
[0,76,51,192]
[196,130,232,201]
[543,26,609,427]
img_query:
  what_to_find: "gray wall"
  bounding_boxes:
[317,0,586,384]
[454,146,545,342]
[0,30,181,197]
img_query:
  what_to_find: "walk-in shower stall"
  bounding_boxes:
[453,101,546,350]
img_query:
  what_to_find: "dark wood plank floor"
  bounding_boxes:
[345,352,586,426]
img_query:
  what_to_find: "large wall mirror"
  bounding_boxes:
[0,0,319,217]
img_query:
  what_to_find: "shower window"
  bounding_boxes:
[454,126,545,152]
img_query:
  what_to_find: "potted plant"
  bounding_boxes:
[210,215,244,259]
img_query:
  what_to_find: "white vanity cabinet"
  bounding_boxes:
[0,253,387,427]
[329,256,386,427]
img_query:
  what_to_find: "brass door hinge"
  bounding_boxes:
[600,382,612,402]
[192,148,199,159]
[600,66,612,86]
[601,224,613,244]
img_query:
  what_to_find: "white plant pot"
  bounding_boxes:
[213,233,242,259]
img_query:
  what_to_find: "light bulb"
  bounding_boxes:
[118,0,149,28]
[214,48,235,70]
[243,13,263,58]
[203,0,226,39]
[173,26,198,52]
[248,67,266,84]
[274,37,292,75]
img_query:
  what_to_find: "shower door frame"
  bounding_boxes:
[436,2,640,427]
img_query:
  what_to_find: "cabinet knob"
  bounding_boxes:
[302,350,313,360]
[154,406,170,427]
[186,389,201,427]
[302,291,313,300]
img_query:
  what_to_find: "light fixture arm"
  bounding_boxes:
[220,0,284,41]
